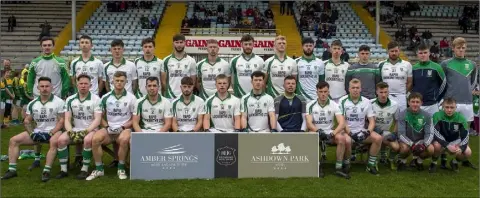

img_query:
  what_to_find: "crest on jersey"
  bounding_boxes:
[192,108,196,112]
[361,107,365,112]
[427,70,432,77]
[218,68,221,72]
[352,107,357,113]
[281,67,284,70]
[465,64,469,70]
[254,64,258,68]
[89,67,94,72]
[387,112,391,116]
[264,102,267,107]
[116,103,120,107]
[417,118,423,124]
[87,106,91,110]
[79,106,84,111]
[400,68,404,72]
[184,64,188,69]
[153,67,157,71]
[49,108,53,113]
[328,110,331,115]
[453,124,459,131]
[287,66,291,70]
[159,109,163,114]
[228,105,232,109]
[341,69,345,73]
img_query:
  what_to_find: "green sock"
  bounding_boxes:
[335,161,342,169]
[82,148,92,172]
[8,163,17,171]
[57,147,69,172]
[118,161,125,170]
[432,156,438,164]
[368,155,377,166]
[35,153,41,161]
[343,158,350,165]
[441,153,447,161]
[452,159,458,164]
[95,162,104,171]
[389,150,397,161]
[380,148,387,159]
[43,165,51,173]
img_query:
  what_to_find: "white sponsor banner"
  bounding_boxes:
[185,36,275,55]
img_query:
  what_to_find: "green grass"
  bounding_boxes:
[1,125,479,197]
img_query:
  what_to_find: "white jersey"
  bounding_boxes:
[306,99,342,134]
[296,56,324,101]
[197,58,231,99]
[205,93,241,132]
[26,94,65,132]
[100,90,136,129]
[69,56,104,95]
[339,95,375,134]
[264,55,298,98]
[323,59,350,99]
[103,58,138,94]
[161,53,197,99]
[134,56,163,97]
[240,92,275,132]
[172,95,205,131]
[64,92,102,131]
[379,59,412,95]
[230,54,265,97]
[371,98,399,132]
[133,95,173,131]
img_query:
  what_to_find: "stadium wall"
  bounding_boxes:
[350,2,408,60]
[53,1,102,55]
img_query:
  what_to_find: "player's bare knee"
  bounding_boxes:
[462,147,472,158]
[334,134,345,144]
[372,132,382,143]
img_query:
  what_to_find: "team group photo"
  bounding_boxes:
[0,0,478,197]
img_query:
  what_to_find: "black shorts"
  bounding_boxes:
[4,103,12,117]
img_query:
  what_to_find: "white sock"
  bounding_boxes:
[417,158,423,164]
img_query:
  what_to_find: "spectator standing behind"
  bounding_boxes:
[439,37,449,57]
[38,21,52,41]
[341,47,350,62]
[286,1,294,16]
[140,15,149,29]
[265,8,273,19]
[429,42,440,63]
[280,1,285,15]
[150,17,158,29]
[322,46,332,61]
[217,3,224,13]
[7,15,16,32]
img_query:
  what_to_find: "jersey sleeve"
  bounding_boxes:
[224,62,232,77]
[407,62,413,77]
[57,99,66,114]
[97,61,104,79]
[190,59,197,76]
[240,96,246,113]
[366,102,375,118]
[291,60,298,76]
[129,96,136,113]
[164,100,173,118]
[423,114,434,146]
[133,99,140,116]
[267,97,275,112]
[94,98,102,113]
[397,111,414,146]
[432,115,449,148]
[69,60,75,77]
[459,117,469,152]
[234,98,241,116]
[198,101,206,115]
[333,103,342,116]
[131,63,138,80]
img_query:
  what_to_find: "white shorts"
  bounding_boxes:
[142,129,159,133]
[0,102,5,109]
[421,104,439,117]
[390,94,407,112]
[456,103,474,122]
[209,128,235,133]
[14,100,21,106]
[5,99,12,104]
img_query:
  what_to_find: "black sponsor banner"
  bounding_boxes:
[214,133,238,178]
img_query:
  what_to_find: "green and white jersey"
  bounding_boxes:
[379,59,412,95]
[205,93,241,132]
[64,92,102,131]
[161,53,197,99]
[27,54,70,98]
[321,59,350,100]
[197,58,231,99]
[26,94,65,132]
[103,58,138,93]
[100,89,136,129]
[172,95,206,131]
[230,53,265,97]
[264,55,298,98]
[134,56,163,97]
[69,55,104,95]
[133,94,173,131]
[371,98,399,132]
[306,99,342,134]
[240,91,275,132]
[339,95,375,134]
[296,56,324,102]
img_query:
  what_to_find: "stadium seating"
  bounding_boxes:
[294,2,388,62]
[381,3,479,63]
[60,1,166,62]
[183,1,276,36]
[0,1,86,69]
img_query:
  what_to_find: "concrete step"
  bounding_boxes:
[0,18,70,23]
[0,47,42,52]
[1,10,73,15]
[1,31,61,36]
[0,27,63,32]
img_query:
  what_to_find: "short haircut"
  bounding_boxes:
[38,76,51,83]
[443,97,457,105]
[215,74,229,82]
[350,78,361,85]
[387,41,399,50]
[316,81,329,89]
[146,76,159,85]
[113,71,127,78]
[207,39,218,45]
[358,45,370,52]
[40,36,55,46]
[77,74,91,82]
[181,76,194,85]
[3,59,11,63]
[408,92,423,101]
[173,33,186,41]
[417,43,429,51]
[79,35,93,43]
[284,75,296,82]
[375,82,389,90]
[111,39,124,48]
[250,71,265,80]
[141,37,155,47]
[452,37,466,48]
[302,37,315,45]
[241,34,254,43]
[331,40,342,47]
[275,35,286,41]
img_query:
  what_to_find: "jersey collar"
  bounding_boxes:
[301,55,315,63]
[147,94,162,105]
[37,94,54,105]
[317,99,330,108]
[76,92,92,103]
[328,58,344,66]
[205,57,221,66]
[215,92,232,101]
[274,54,288,63]
[171,53,187,61]
[81,55,95,63]
[180,94,195,104]
[442,110,458,120]
[108,58,126,67]
[387,58,402,64]
[250,90,266,98]
[418,60,431,66]
[375,98,391,107]
[141,56,157,63]
[111,89,127,99]
[41,53,55,60]
[242,53,255,61]
[347,95,362,104]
